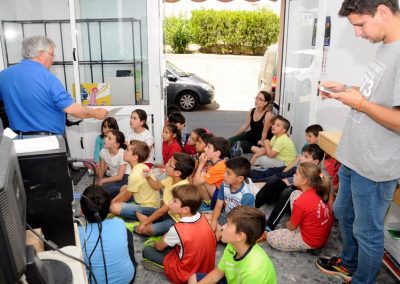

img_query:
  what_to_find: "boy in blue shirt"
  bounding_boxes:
[209,157,255,240]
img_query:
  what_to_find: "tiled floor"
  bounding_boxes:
[74,173,397,284]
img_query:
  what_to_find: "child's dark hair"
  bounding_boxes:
[302,144,324,163]
[258,91,272,110]
[168,112,186,125]
[339,0,399,17]
[167,105,181,117]
[273,115,291,132]
[129,140,150,163]
[133,109,149,130]
[165,123,183,150]
[297,162,331,203]
[192,128,208,140]
[228,206,266,246]
[173,152,195,179]
[108,129,126,150]
[208,136,231,159]
[100,117,119,138]
[197,130,214,146]
[305,124,323,137]
[171,184,203,215]
[80,185,110,223]
[226,157,251,179]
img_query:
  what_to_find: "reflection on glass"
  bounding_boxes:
[75,0,148,106]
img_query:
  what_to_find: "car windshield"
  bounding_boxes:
[167,61,191,77]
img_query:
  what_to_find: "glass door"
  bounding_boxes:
[0,0,164,161]
[280,0,325,149]
[69,0,164,161]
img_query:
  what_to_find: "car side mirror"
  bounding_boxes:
[167,74,177,82]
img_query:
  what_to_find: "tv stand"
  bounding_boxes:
[37,246,87,284]
[25,245,73,284]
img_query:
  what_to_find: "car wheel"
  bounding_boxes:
[177,92,198,111]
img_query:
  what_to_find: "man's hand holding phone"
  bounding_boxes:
[319,82,347,99]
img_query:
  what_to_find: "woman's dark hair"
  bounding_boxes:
[100,117,119,138]
[133,109,149,130]
[259,91,272,110]
[108,129,126,150]
[80,185,111,223]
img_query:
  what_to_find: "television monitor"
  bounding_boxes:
[0,135,27,283]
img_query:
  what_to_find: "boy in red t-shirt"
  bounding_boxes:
[193,136,230,210]
[142,184,216,284]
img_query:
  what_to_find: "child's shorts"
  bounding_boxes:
[196,273,227,284]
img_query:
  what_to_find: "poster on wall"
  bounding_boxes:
[311,16,331,47]
[72,82,111,106]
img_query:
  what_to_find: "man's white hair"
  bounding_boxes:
[21,35,56,59]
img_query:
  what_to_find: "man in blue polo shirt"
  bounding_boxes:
[0,35,107,135]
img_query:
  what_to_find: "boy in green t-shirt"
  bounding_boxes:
[188,206,276,284]
[250,115,297,170]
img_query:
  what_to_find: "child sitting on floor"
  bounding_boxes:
[79,185,135,284]
[250,115,297,180]
[96,129,130,197]
[209,157,255,240]
[142,184,216,284]
[193,136,230,211]
[162,123,183,165]
[110,140,160,218]
[189,206,276,284]
[136,152,195,236]
[266,162,333,251]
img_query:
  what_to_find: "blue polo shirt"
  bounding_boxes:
[0,59,74,134]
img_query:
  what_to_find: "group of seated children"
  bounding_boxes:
[79,103,338,283]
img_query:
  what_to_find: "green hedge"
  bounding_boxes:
[164,9,279,55]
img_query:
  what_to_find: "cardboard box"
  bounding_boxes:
[26,228,44,253]
[318,131,342,159]
[394,186,400,206]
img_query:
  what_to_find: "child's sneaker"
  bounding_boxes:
[316,256,352,282]
[125,221,140,233]
[144,236,162,247]
[141,259,164,273]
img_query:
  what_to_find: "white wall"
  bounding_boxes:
[317,0,378,131]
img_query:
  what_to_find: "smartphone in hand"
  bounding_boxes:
[319,86,337,94]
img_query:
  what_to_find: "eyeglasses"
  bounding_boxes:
[45,51,55,59]
[254,96,265,102]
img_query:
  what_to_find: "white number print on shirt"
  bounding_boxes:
[351,59,384,123]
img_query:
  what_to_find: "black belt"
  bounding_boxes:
[15,131,56,136]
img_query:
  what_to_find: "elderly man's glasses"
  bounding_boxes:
[45,51,55,59]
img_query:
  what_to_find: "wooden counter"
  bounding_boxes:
[318,131,342,159]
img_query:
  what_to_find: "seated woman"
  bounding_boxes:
[228,91,273,154]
